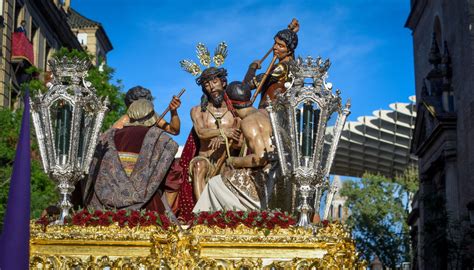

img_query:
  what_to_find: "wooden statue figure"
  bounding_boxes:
[245,19,299,108]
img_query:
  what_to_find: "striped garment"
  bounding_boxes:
[118,151,139,177]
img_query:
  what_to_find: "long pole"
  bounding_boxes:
[250,55,278,105]
[260,47,273,63]
[249,18,299,105]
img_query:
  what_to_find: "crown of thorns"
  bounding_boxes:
[195,67,228,86]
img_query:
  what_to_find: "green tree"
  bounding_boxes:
[340,168,418,268]
[0,48,125,231]
[0,108,58,230]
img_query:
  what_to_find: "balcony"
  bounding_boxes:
[12,32,34,65]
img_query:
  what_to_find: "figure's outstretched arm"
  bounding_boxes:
[243,60,261,89]
[157,96,181,135]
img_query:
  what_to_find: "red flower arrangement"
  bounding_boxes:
[192,210,296,230]
[35,209,171,229]
[35,209,297,231]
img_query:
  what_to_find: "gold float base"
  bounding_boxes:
[30,222,364,269]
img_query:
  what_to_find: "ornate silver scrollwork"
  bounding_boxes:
[267,56,350,228]
[30,57,108,224]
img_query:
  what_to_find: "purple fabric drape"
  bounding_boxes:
[0,91,31,269]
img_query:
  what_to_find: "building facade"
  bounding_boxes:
[327,176,349,223]
[331,97,417,179]
[64,1,112,66]
[0,0,111,109]
[406,0,474,269]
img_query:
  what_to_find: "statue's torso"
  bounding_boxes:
[241,110,274,155]
[194,104,236,159]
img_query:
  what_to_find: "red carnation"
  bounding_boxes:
[116,209,127,217]
[146,212,158,224]
[197,216,206,224]
[118,218,127,227]
[83,214,92,225]
[71,214,83,226]
[243,217,254,227]
[199,212,210,219]
[225,211,235,220]
[139,215,150,226]
[90,217,100,226]
[235,211,244,218]
[130,210,140,218]
[248,211,258,219]
[128,214,140,228]
[98,215,111,226]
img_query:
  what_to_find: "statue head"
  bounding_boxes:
[196,67,228,109]
[125,99,156,127]
[226,81,252,109]
[124,86,153,108]
[273,29,298,60]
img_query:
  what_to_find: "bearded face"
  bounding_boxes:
[210,91,224,107]
[203,77,226,107]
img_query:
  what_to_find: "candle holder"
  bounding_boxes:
[267,56,350,227]
[30,56,108,224]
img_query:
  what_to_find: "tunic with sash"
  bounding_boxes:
[83,126,178,211]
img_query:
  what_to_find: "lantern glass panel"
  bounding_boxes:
[77,109,96,167]
[270,100,294,173]
[50,99,73,166]
[295,100,320,167]
[320,109,340,171]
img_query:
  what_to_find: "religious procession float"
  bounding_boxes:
[28,19,364,269]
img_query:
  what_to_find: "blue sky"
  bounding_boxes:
[73,0,414,145]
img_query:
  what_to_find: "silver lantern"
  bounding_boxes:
[30,56,108,224]
[267,56,350,227]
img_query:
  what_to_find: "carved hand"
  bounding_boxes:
[209,136,223,150]
[250,60,262,70]
[169,96,181,111]
[224,128,241,141]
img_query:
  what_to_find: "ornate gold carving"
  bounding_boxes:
[30,255,154,269]
[315,222,352,241]
[149,226,200,269]
[30,222,364,269]
[187,223,353,244]
[30,222,168,241]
